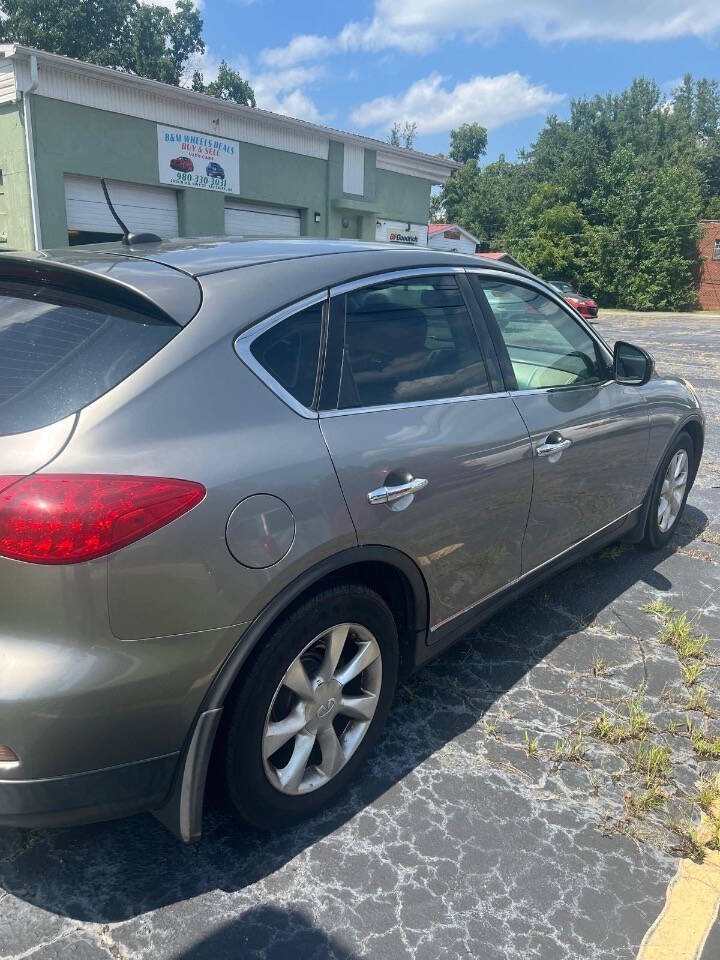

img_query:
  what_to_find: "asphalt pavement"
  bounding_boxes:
[2,310,720,960]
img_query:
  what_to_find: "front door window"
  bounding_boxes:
[479,279,608,390]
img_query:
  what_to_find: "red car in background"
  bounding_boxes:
[550,281,598,321]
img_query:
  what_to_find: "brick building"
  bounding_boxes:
[699,220,720,310]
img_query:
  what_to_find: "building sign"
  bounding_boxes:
[390,230,419,244]
[444,229,461,240]
[157,124,240,194]
[375,219,429,246]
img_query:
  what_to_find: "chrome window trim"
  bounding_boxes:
[319,390,511,419]
[509,380,615,398]
[233,290,329,420]
[330,265,465,298]
[463,266,614,368]
[430,503,643,632]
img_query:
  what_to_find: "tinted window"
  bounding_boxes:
[478,279,607,390]
[0,283,179,436]
[338,275,489,408]
[250,302,323,408]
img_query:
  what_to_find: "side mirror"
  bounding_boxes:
[613,340,654,386]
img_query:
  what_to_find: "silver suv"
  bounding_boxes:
[0,239,703,839]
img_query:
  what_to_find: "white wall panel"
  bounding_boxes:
[342,144,364,195]
[38,67,329,161]
[0,59,16,104]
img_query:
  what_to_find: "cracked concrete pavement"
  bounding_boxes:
[2,310,720,960]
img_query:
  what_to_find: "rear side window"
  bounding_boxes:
[0,283,179,435]
[338,275,490,409]
[250,302,323,408]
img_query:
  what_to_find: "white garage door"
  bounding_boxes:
[225,201,301,238]
[65,175,179,238]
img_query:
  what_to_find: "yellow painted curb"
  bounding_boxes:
[637,782,720,960]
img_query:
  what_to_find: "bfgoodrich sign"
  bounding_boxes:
[157,124,240,194]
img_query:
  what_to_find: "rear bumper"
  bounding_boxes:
[0,753,178,829]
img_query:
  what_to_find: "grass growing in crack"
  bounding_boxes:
[591,656,608,677]
[667,818,706,862]
[682,662,703,687]
[524,731,539,757]
[687,685,713,716]
[629,744,672,787]
[659,614,708,662]
[628,692,651,736]
[692,734,720,760]
[554,731,586,763]
[625,785,667,818]
[697,778,720,814]
[592,694,650,744]
[599,543,630,561]
[704,818,720,851]
[593,712,629,743]
[643,600,675,618]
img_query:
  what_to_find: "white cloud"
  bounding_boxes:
[260,34,334,68]
[252,66,330,122]
[183,52,329,123]
[349,72,563,134]
[259,0,720,67]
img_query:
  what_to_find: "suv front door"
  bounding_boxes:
[470,273,650,573]
[318,269,533,633]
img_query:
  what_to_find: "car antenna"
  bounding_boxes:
[100,178,161,246]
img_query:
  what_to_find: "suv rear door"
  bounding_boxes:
[318,268,533,635]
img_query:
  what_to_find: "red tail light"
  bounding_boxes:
[0,474,205,564]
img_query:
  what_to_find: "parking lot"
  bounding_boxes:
[2,310,720,960]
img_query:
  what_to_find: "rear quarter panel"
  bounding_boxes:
[44,291,356,641]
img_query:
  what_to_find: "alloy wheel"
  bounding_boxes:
[262,623,383,795]
[657,449,689,533]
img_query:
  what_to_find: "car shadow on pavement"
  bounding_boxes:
[179,904,362,959]
[0,506,707,926]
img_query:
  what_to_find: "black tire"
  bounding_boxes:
[223,584,399,830]
[642,431,694,549]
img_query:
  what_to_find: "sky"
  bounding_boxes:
[188,0,720,162]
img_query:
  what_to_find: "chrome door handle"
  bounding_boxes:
[368,477,428,505]
[536,436,572,459]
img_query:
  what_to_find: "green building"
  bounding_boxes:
[0,45,456,251]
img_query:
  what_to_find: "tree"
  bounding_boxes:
[434,74,717,309]
[0,0,253,104]
[124,0,203,86]
[192,59,255,107]
[387,121,418,149]
[449,122,488,165]
[0,0,137,66]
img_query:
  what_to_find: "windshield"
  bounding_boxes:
[0,282,179,435]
